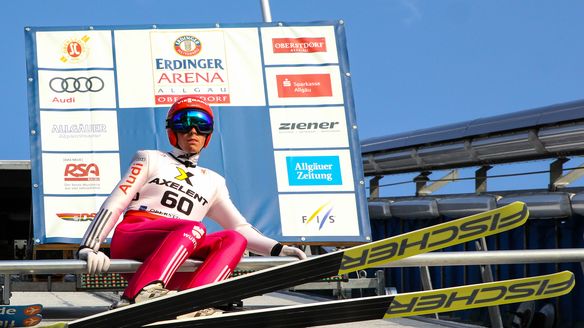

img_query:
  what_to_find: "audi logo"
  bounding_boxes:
[49,76,105,93]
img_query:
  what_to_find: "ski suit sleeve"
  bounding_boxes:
[79,150,151,251]
[206,179,278,256]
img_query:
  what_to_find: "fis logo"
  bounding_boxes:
[175,167,194,186]
[302,201,335,230]
[64,163,100,182]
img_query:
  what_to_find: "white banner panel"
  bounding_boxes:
[265,65,344,106]
[41,153,120,195]
[278,193,360,236]
[115,28,265,108]
[269,106,349,149]
[273,149,355,192]
[35,31,114,69]
[43,196,110,239]
[38,70,117,109]
[261,26,339,65]
[40,110,119,151]
[26,21,371,244]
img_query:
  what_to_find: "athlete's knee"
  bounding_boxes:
[178,221,207,247]
[222,230,247,249]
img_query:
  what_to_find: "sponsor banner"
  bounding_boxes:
[274,149,355,192]
[150,30,231,105]
[38,70,116,109]
[278,193,360,236]
[115,28,265,108]
[261,26,339,65]
[35,31,114,69]
[269,107,349,149]
[40,110,119,151]
[41,153,121,195]
[265,66,344,106]
[43,196,110,239]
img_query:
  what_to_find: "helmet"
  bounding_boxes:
[166,97,214,149]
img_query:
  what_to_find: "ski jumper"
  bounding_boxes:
[79,149,279,300]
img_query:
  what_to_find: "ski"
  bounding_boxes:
[0,304,43,327]
[46,201,528,328]
[145,271,575,328]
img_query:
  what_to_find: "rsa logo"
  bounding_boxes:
[64,163,100,181]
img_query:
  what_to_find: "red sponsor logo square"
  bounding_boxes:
[272,37,327,53]
[276,74,333,98]
[155,94,231,104]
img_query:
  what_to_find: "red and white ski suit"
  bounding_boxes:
[80,149,279,300]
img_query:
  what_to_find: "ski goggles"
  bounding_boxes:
[166,109,214,134]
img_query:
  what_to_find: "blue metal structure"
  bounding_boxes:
[361,99,584,327]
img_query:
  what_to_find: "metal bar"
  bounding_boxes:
[475,239,503,328]
[2,274,10,304]
[475,165,492,193]
[260,0,272,23]
[369,175,383,199]
[419,266,439,319]
[0,249,583,275]
[549,157,569,191]
[418,170,459,195]
[382,249,584,267]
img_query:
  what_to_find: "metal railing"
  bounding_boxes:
[2,249,583,305]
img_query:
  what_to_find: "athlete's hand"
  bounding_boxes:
[77,248,111,274]
[280,245,307,260]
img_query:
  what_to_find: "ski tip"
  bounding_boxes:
[498,201,529,229]
[40,322,68,328]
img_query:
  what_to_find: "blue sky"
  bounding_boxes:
[2,0,584,196]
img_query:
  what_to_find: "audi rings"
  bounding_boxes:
[49,76,105,93]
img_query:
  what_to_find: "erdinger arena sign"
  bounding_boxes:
[25,21,370,245]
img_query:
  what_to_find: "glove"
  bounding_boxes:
[280,245,307,260]
[77,248,111,275]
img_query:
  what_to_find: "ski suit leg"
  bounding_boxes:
[166,230,247,290]
[110,215,206,300]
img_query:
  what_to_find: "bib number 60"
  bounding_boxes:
[160,190,194,215]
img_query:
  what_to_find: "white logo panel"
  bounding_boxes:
[38,70,117,109]
[40,110,119,151]
[278,193,360,236]
[35,31,114,69]
[43,196,111,239]
[273,149,355,193]
[269,106,349,149]
[265,66,344,106]
[261,26,339,65]
[42,153,121,195]
[115,28,265,108]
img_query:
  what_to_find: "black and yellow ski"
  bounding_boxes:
[146,271,575,328]
[46,202,529,328]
